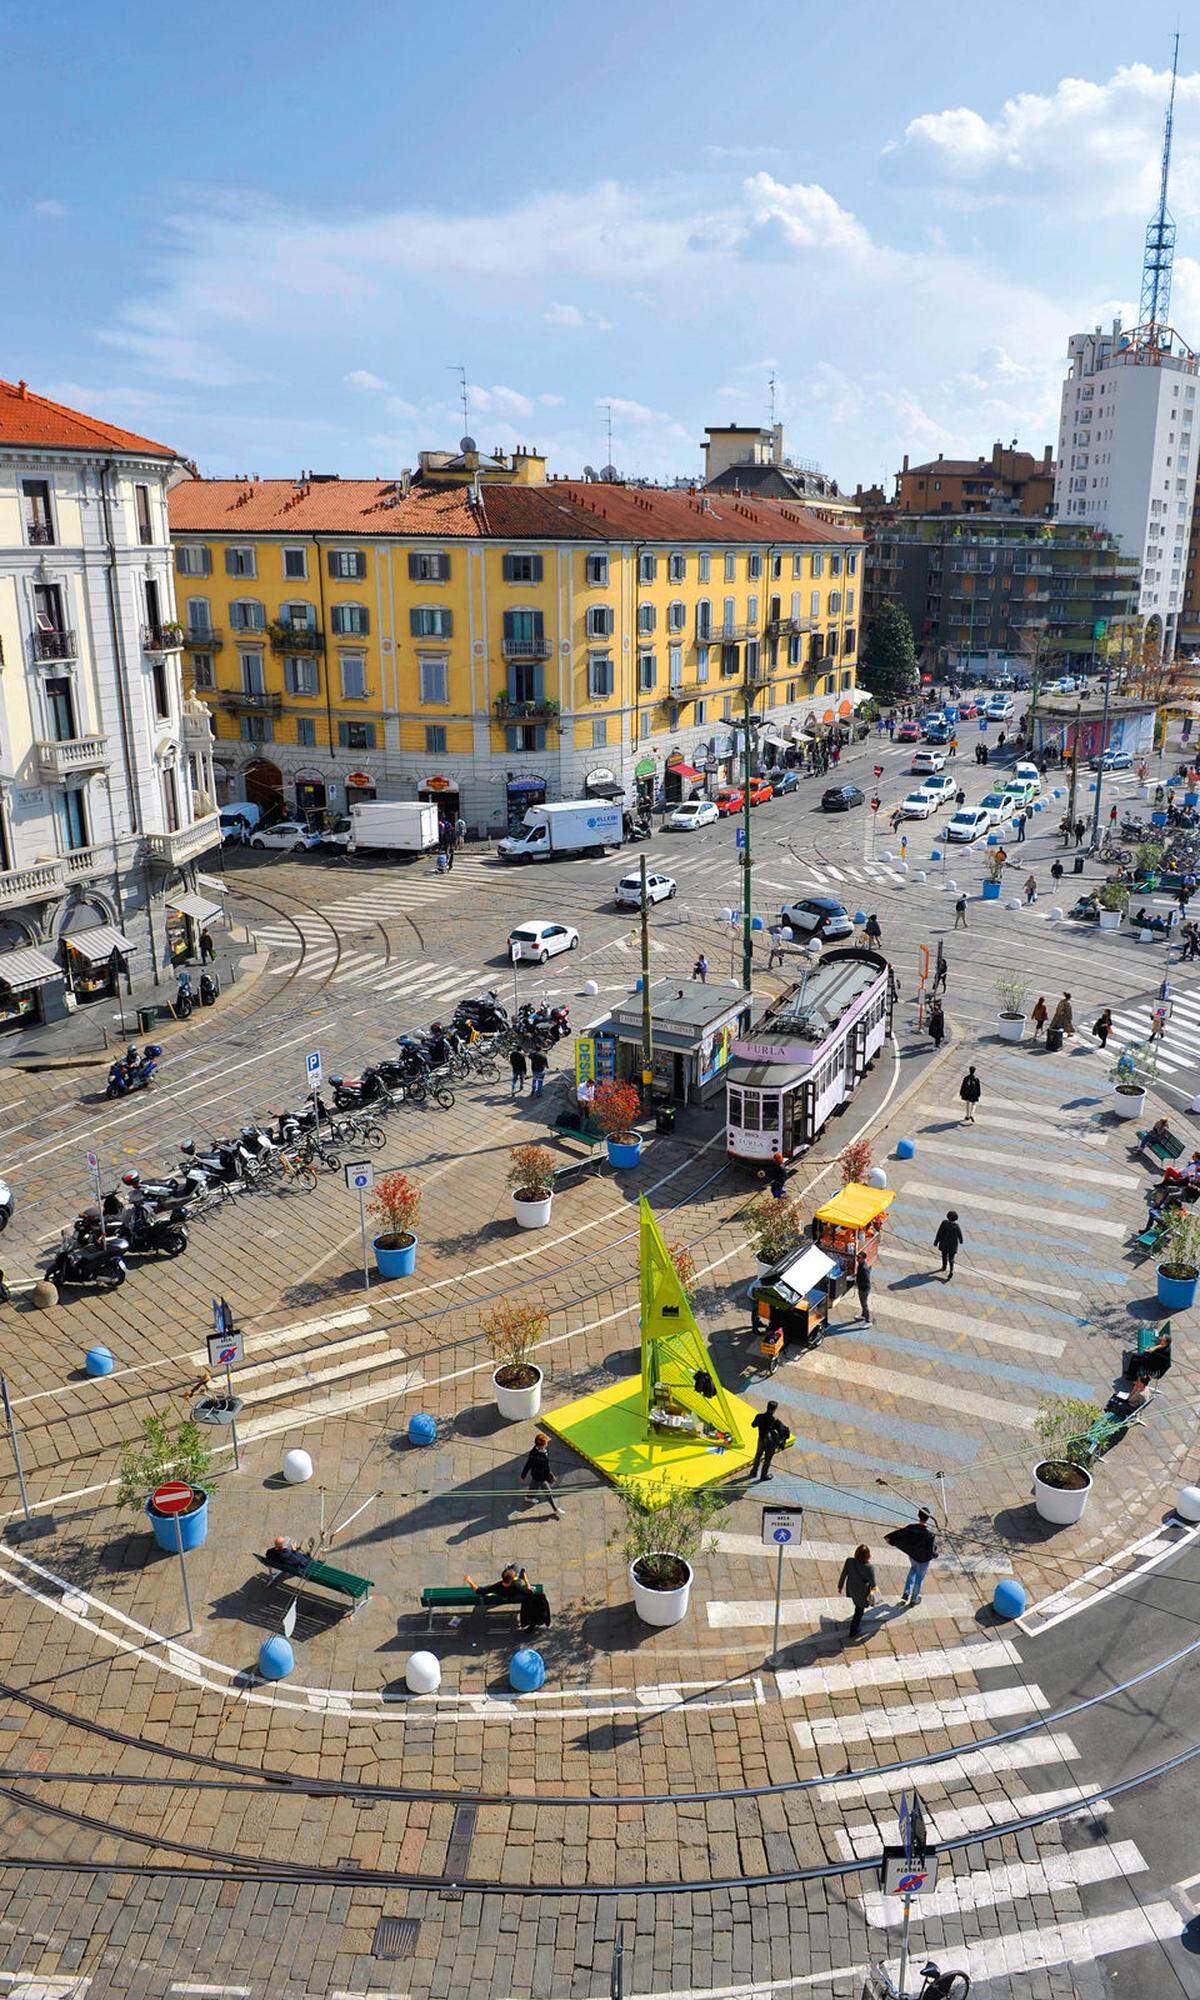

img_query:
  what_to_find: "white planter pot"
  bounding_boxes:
[630,1556,693,1627]
[1032,1462,1093,1525]
[996,1012,1025,1043]
[493,1364,543,1423]
[512,1190,554,1230]
[1097,908,1122,931]
[1113,1086,1146,1122]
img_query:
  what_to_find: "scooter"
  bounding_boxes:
[100,1192,188,1258]
[105,1044,163,1098]
[0,1173,13,1233]
[45,1231,128,1290]
[175,971,195,1019]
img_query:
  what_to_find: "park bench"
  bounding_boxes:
[1136,1127,1186,1168]
[420,1582,546,1631]
[1067,1388,1159,1466]
[1132,1212,1169,1259]
[256,1550,374,1617]
[1124,1322,1173,1382]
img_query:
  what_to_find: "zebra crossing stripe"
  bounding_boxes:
[858,1838,1146,1929]
[706,1593,974,1630]
[819,1729,1082,1801]
[776,1637,1020,1700]
[793,1682,1047,1749]
[835,1784,1112,1856]
[913,1139,1137,1191]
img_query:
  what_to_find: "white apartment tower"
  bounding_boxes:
[1053,319,1199,657]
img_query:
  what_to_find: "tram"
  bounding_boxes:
[725,948,894,1163]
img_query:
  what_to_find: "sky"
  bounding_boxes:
[5,0,1200,491]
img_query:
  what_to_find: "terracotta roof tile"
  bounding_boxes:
[549,482,863,545]
[0,378,175,458]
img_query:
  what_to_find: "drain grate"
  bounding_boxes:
[371,1915,420,1960]
[440,1802,477,1900]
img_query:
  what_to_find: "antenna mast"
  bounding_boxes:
[1140,32,1181,334]
[768,373,777,428]
[448,364,469,438]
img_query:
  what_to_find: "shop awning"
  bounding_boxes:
[169,893,222,925]
[63,925,138,965]
[0,945,61,990]
[667,762,703,781]
[585,779,625,800]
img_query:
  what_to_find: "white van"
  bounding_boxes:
[986,694,1014,721]
[219,801,263,841]
[1013,762,1041,794]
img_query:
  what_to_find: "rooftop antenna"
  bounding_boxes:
[603,402,614,480]
[768,373,777,427]
[448,364,469,440]
[1140,31,1181,334]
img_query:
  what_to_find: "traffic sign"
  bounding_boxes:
[85,1151,99,1170]
[305,1049,322,1083]
[881,1847,939,1896]
[736,827,746,848]
[873,764,883,779]
[870,795,881,812]
[344,1160,374,1193]
[761,1503,804,1549]
[206,1328,245,1369]
[151,1481,194,1516]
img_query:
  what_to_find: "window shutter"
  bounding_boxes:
[502,554,515,583]
[530,554,543,582]
[408,553,421,581]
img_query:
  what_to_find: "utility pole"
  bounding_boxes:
[1090,623,1113,849]
[1066,692,1084,830]
[639,853,653,1096]
[741,679,755,992]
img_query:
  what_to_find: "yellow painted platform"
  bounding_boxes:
[544,1374,759,1503]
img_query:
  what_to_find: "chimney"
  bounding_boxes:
[1042,445,1052,468]
[772,422,784,466]
[17,380,27,400]
[901,453,909,474]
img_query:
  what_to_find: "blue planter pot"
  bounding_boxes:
[146,1489,209,1553]
[607,1136,643,1170]
[374,1233,417,1278]
[1156,1266,1198,1312]
[981,880,1001,901]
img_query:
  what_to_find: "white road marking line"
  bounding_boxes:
[834,1785,1111,1856]
[868,1295,1066,1358]
[776,1637,1020,1699]
[914,1138,1137,1190]
[859,1837,1145,1927]
[820,1729,1082,1801]
[800,1349,1036,1427]
[710,1531,1011,1576]
[794,1681,1047,1748]
[922,1105,1109,1147]
[707,1593,975,1631]
[899,1180,1126,1238]
[880,1242,1083,1300]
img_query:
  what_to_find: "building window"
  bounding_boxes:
[331,603,369,636]
[696,644,710,683]
[724,552,736,582]
[845,588,855,616]
[419,658,449,704]
[721,643,739,677]
[771,554,782,580]
[810,590,821,618]
[592,716,608,748]
[283,547,308,579]
[45,676,76,743]
[296,717,317,747]
[501,552,542,583]
[410,606,453,638]
[745,640,760,675]
[425,724,448,753]
[225,546,257,578]
[843,627,856,654]
[787,680,797,704]
[337,720,376,750]
[280,599,315,631]
[240,652,266,696]
[696,599,712,641]
[57,787,89,852]
[240,716,275,743]
[638,603,656,635]
[176,545,211,576]
[668,552,686,583]
[698,552,711,583]
[185,597,212,636]
[639,552,657,585]
[639,711,651,740]
[792,553,803,578]
[586,605,614,639]
[638,652,657,692]
[788,634,802,666]
[846,552,858,575]
[748,594,758,625]
[22,479,54,545]
[830,553,842,576]
[668,643,684,689]
[586,552,609,587]
[748,553,762,579]
[284,657,319,696]
[339,653,368,699]
[506,724,546,752]
[328,549,367,580]
[230,599,265,632]
[667,600,686,632]
[722,695,733,721]
[829,591,841,614]
[588,653,614,698]
[152,659,171,720]
[811,553,824,577]
[694,699,706,724]
[191,653,215,690]
[409,550,452,582]
[135,484,154,546]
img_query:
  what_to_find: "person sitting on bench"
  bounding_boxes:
[465,1563,531,1605]
[1105,1374,1152,1421]
[1147,1116,1173,1151]
[266,1536,311,1574]
[1158,1150,1200,1191]
[1135,1331,1173,1380]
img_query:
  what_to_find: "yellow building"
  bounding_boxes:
[169,458,861,832]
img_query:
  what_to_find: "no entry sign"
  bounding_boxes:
[151,1481,193,1516]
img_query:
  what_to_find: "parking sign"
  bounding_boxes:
[305,1049,322,1085]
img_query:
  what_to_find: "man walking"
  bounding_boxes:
[953,895,968,930]
[199,927,216,964]
[693,953,708,984]
[1015,810,1027,843]
[854,1250,872,1326]
[750,1400,788,1482]
[934,1209,963,1280]
[510,1044,528,1096]
[931,942,947,996]
[886,1508,939,1608]
[529,1046,548,1097]
[958,1064,981,1124]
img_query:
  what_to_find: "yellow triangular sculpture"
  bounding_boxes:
[638,1195,750,1450]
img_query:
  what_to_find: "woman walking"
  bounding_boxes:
[838,1544,877,1641]
[1093,1007,1113,1050]
[1050,992,1074,1039]
[927,999,945,1048]
[1031,995,1049,1040]
[1024,872,1038,906]
[520,1433,561,1518]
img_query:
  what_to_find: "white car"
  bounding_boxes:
[911,748,946,775]
[978,790,1015,826]
[1013,763,1041,795]
[899,790,937,820]
[507,920,580,964]
[667,799,719,831]
[614,871,676,909]
[946,808,990,843]
[986,696,1014,719]
[249,820,323,852]
[920,773,957,806]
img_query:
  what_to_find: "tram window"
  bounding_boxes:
[781,1094,795,1154]
[728,1088,743,1128]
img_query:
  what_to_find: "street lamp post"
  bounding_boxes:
[741,682,755,992]
[1089,622,1112,851]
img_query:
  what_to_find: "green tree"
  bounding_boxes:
[859,599,919,703]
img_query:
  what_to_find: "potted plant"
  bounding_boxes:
[367,1171,420,1277]
[1157,1207,1200,1311]
[483,1300,546,1420]
[1031,1395,1102,1525]
[507,1144,556,1230]
[1134,838,1163,889]
[744,1193,803,1275]
[1111,1041,1153,1122]
[838,1135,875,1186]
[620,1480,721,1627]
[1097,879,1129,932]
[593,1079,644,1169]
[118,1411,213,1552]
[996,971,1030,1043]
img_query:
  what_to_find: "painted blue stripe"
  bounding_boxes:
[768,1381,978,1463]
[837,1325,1093,1397]
[891,1209,1132,1280]
[912,1160,1113,1210]
[759,1425,955,1486]
[874,1279,1090,1326]
[750,1470,921,1526]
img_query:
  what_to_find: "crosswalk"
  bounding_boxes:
[1107,978,1200,1086]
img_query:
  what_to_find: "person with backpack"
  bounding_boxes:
[958,1064,981,1124]
[953,895,968,930]
[886,1508,939,1607]
[749,1400,788,1482]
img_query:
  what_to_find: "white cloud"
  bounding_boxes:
[345,368,387,391]
[544,302,584,327]
[740,174,873,257]
[32,198,68,220]
[469,383,535,419]
[538,392,565,406]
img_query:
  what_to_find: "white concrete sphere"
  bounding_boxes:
[1006,898,1021,910]
[881,849,894,864]
[864,1165,889,1189]
[582,978,599,995]
[1050,905,1064,921]
[282,1448,313,1485]
[1177,1485,1200,1524]
[914,870,926,884]
[405,1650,442,1693]
[946,880,957,894]
[780,927,794,942]
[896,861,908,875]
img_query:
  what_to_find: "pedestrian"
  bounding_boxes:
[455,813,467,849]
[1159,972,1173,1005]
[520,1432,561,1518]
[1109,803,1119,828]
[1050,858,1065,891]
[854,1250,871,1325]
[934,1209,963,1278]
[953,895,968,930]
[1050,992,1074,1038]
[886,1509,939,1608]
[1074,817,1086,847]
[439,819,456,870]
[766,926,784,970]
[693,953,708,984]
[750,1399,788,1482]
[1185,922,1200,963]
[1015,810,1027,843]
[958,1064,981,1124]
[529,1046,548,1097]
[1024,872,1037,905]
[863,912,882,948]
[199,927,215,964]
[837,1543,877,1640]
[1093,1007,1113,1048]
[768,1152,789,1200]
[948,734,958,758]
[577,1074,597,1120]
[1150,1003,1169,1041]
[510,1045,528,1095]
[1031,994,1049,1039]
[931,942,947,995]
[927,998,945,1047]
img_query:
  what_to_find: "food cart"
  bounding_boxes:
[810,1183,895,1299]
[748,1243,839,1366]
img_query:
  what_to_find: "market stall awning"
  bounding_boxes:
[668,762,703,781]
[585,780,625,800]
[762,1244,838,1303]
[813,1183,896,1230]
[62,925,138,965]
[168,892,222,925]
[0,945,61,990]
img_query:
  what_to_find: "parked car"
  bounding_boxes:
[911,748,946,775]
[946,807,990,842]
[896,721,921,743]
[1089,748,1133,772]
[821,783,865,812]
[957,700,981,719]
[1013,762,1042,794]
[767,769,801,795]
[667,799,719,831]
[506,920,580,964]
[748,779,774,805]
[923,721,952,745]
[919,773,957,806]
[779,895,854,941]
[714,788,744,816]
[614,871,676,909]
[978,790,1015,826]
[249,820,323,853]
[899,790,938,820]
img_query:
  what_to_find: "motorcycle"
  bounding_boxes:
[453,992,509,1036]
[515,1002,570,1046]
[330,1068,390,1111]
[175,971,195,1019]
[180,1137,245,1185]
[0,1173,12,1233]
[101,1192,188,1258]
[105,1043,163,1099]
[45,1231,128,1290]
[122,1165,214,1208]
[199,970,220,1006]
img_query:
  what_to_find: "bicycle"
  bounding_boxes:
[336,1115,386,1150]
[864,1959,969,1999]
[275,1148,319,1193]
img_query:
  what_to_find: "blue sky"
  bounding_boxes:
[5,0,1200,488]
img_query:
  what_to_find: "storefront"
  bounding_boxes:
[61,923,138,1003]
[587,978,753,1106]
[419,774,460,834]
[165,891,223,966]
[633,755,657,813]
[663,757,704,804]
[294,769,329,817]
[505,773,547,834]
[0,945,68,1031]
[584,767,625,803]
[345,769,377,805]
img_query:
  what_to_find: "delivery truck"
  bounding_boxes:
[497,798,622,862]
[347,801,440,856]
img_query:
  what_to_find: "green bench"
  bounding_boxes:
[420,1582,546,1630]
[1068,1389,1158,1466]
[1133,1212,1169,1259]
[1137,1127,1186,1168]
[257,1550,374,1617]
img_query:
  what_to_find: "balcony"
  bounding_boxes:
[501,635,551,660]
[218,690,283,717]
[186,625,223,649]
[143,813,222,869]
[269,621,325,654]
[32,629,77,665]
[26,522,54,546]
[142,623,186,655]
[0,859,66,907]
[63,845,104,881]
[35,735,110,782]
[764,616,813,638]
[716,622,758,643]
[493,694,561,725]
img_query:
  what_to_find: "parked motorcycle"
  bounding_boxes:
[100,1192,188,1258]
[45,1232,128,1290]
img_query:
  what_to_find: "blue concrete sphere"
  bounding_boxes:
[408,1412,437,1447]
[751,915,764,931]
[930,849,942,862]
[993,1577,1027,1620]
[258,1635,295,1681]
[509,1647,546,1693]
[895,1137,916,1161]
[85,1346,114,1377]
[853,909,867,927]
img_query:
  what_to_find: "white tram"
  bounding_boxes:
[725,949,895,1163]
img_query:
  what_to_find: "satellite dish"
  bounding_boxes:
[459,435,477,453]
[583,465,598,481]
[601,463,618,481]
